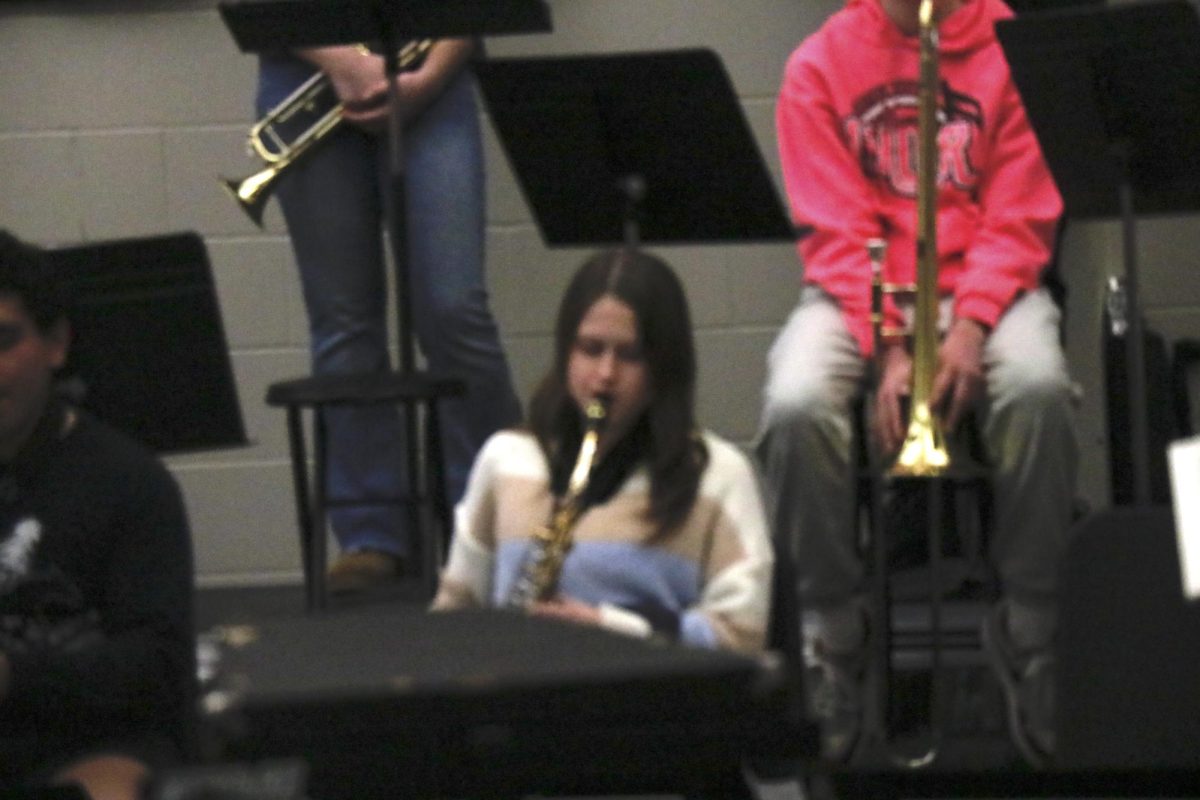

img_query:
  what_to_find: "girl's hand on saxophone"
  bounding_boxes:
[528,596,602,627]
[931,317,987,431]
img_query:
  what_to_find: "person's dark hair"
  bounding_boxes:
[0,229,68,332]
[528,248,707,536]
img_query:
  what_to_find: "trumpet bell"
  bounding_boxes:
[220,166,279,228]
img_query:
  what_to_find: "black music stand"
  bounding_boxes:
[49,232,247,454]
[475,49,797,248]
[997,0,1200,505]
[219,0,552,52]
[218,0,552,609]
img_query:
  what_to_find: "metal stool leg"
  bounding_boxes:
[865,440,891,752]
[422,398,449,598]
[283,406,312,585]
[283,405,318,608]
[956,478,988,584]
[310,407,330,611]
[922,476,945,766]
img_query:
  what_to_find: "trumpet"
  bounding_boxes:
[221,39,434,227]
[506,399,609,608]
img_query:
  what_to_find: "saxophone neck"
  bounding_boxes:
[566,399,609,498]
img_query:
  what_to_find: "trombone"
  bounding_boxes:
[887,0,948,479]
[221,39,434,227]
[862,0,964,769]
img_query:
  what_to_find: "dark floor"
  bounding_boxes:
[196,582,311,630]
[196,579,432,630]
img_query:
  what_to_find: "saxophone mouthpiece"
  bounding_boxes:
[585,396,611,428]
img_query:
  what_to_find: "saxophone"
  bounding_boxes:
[506,399,608,608]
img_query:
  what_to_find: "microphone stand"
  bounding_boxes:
[380,22,416,375]
[377,18,423,554]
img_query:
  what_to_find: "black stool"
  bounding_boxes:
[265,370,464,611]
[856,405,993,766]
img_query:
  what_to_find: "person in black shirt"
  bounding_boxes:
[0,230,195,800]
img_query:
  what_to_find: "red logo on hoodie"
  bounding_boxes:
[843,79,983,198]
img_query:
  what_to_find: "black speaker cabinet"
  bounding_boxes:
[1058,506,1200,769]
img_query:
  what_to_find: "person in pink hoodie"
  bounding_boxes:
[757,0,1077,766]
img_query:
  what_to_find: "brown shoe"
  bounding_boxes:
[327,550,404,594]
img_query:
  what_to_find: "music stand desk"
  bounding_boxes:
[219,0,551,52]
[476,48,797,247]
[996,0,1200,220]
[997,0,1200,505]
[51,232,246,455]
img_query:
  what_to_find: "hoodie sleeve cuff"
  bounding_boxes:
[954,293,1007,331]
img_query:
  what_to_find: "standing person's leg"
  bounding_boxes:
[401,70,521,506]
[275,127,411,585]
[757,287,866,760]
[978,287,1079,766]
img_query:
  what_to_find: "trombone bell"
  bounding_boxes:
[892,402,950,477]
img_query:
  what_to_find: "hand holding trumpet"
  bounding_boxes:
[222,38,474,225]
[297,38,476,133]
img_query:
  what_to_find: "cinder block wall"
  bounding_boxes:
[2,0,1194,586]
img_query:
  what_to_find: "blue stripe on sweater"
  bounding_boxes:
[495,540,714,644]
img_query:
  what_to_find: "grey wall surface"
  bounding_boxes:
[1,0,1195,586]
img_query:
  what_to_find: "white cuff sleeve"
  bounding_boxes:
[597,603,653,639]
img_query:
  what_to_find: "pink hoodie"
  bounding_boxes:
[777,0,1063,355]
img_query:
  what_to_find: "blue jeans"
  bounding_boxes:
[258,60,521,558]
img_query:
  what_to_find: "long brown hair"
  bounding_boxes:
[528,248,706,535]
